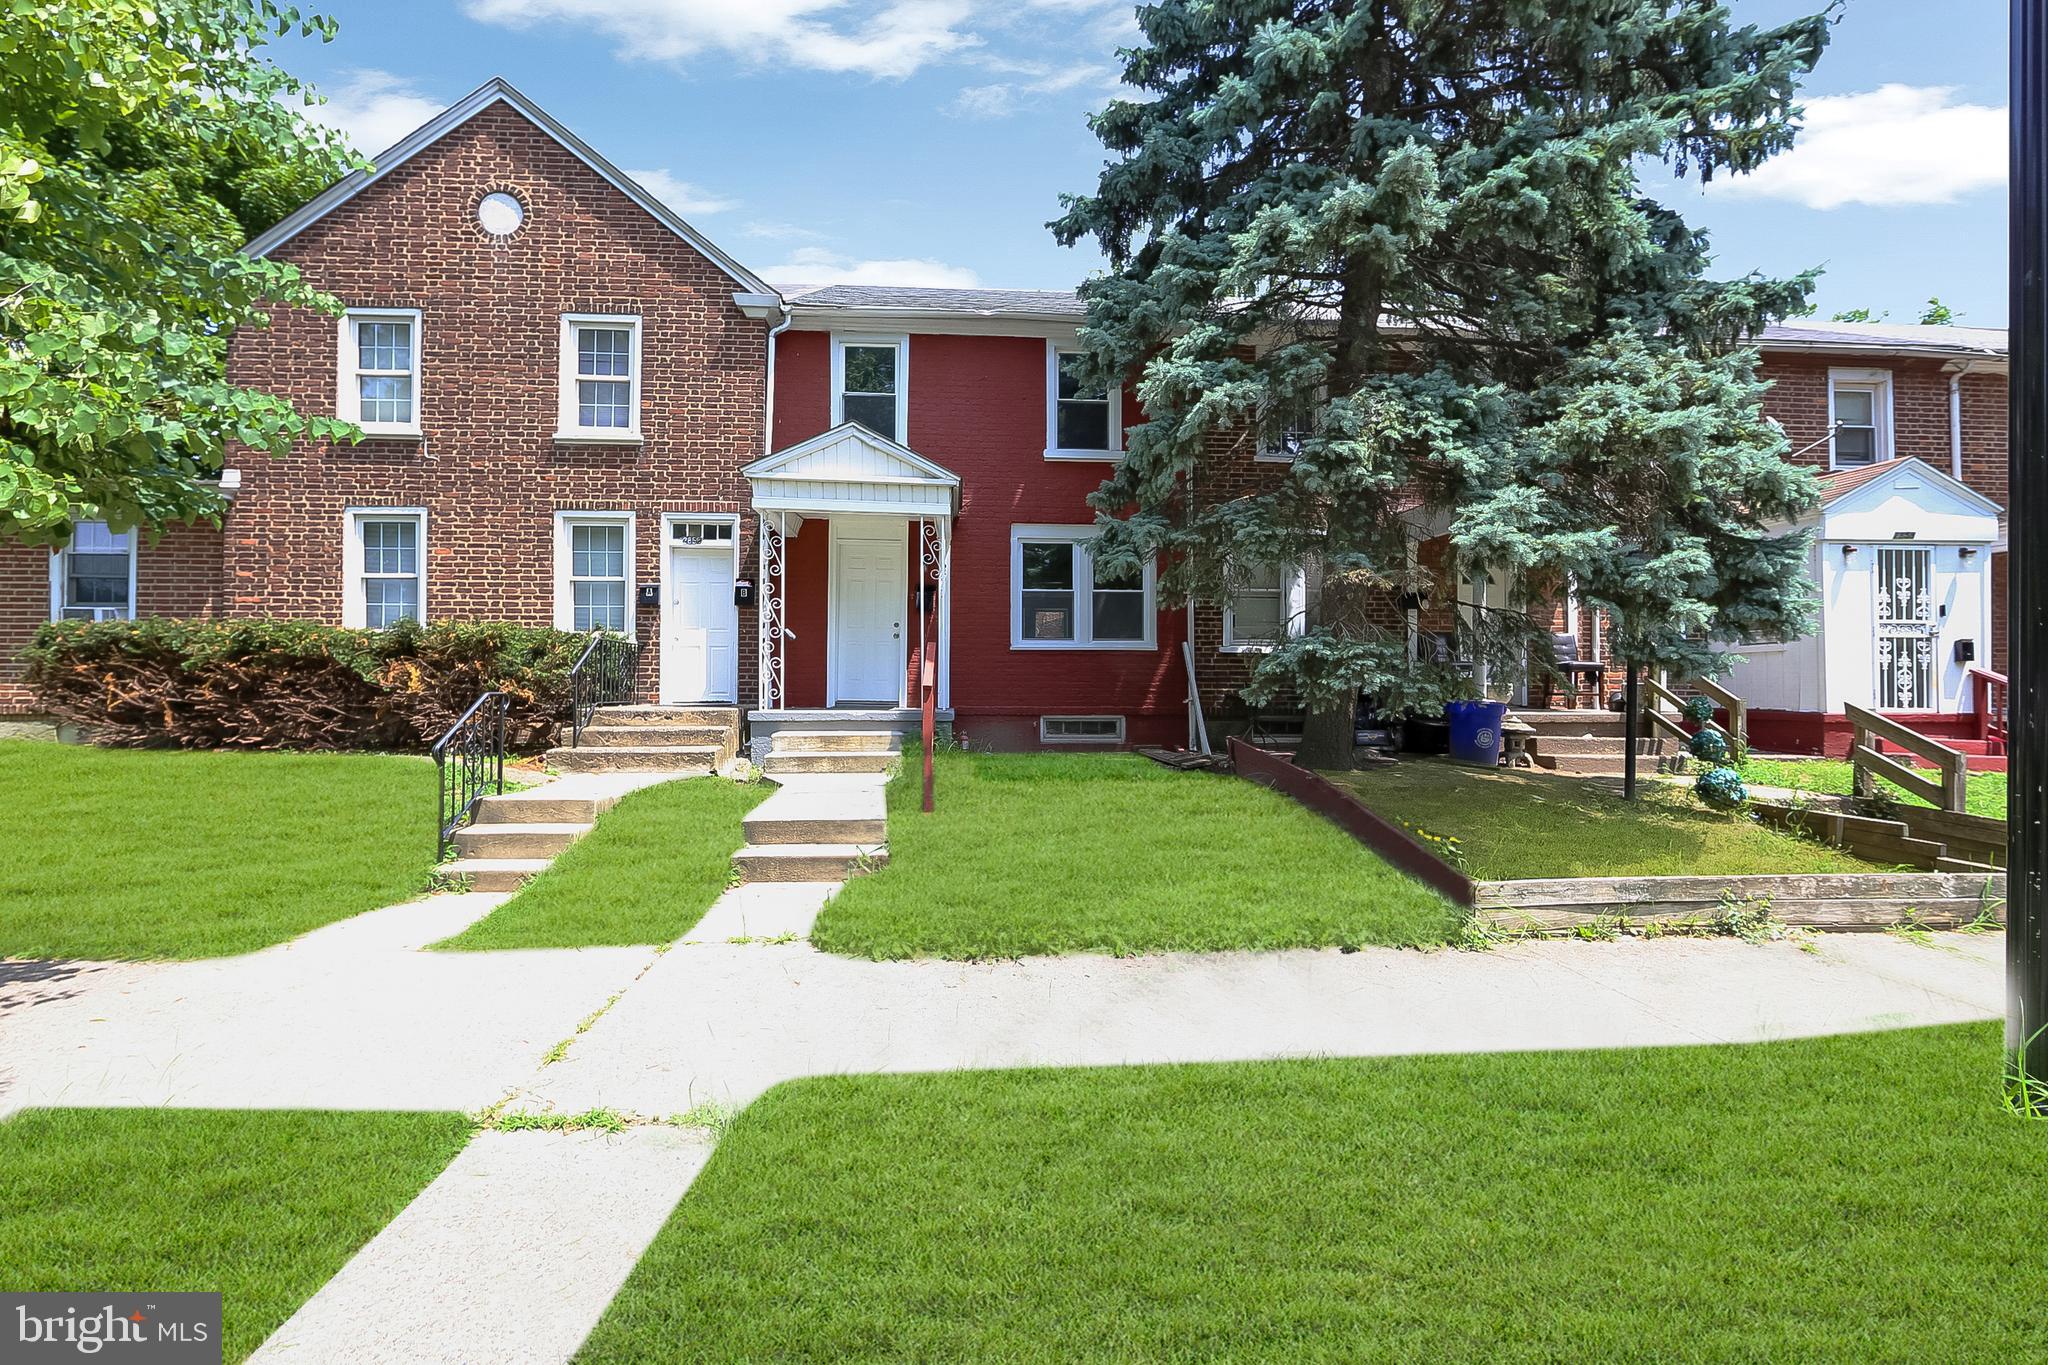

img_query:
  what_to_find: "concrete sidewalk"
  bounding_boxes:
[522,924,2004,1116]
[0,892,654,1118]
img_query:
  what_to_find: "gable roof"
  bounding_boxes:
[1815,456,2002,515]
[743,422,960,516]
[245,77,777,300]
[1759,319,2006,361]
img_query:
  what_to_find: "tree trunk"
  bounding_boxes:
[1294,697,1356,770]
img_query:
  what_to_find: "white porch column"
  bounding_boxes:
[757,511,786,709]
[939,516,953,711]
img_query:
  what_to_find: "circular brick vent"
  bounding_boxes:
[478,191,525,237]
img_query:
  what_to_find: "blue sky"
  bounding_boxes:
[279,0,2011,324]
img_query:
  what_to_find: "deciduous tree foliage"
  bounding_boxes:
[1,0,359,546]
[1054,0,1833,765]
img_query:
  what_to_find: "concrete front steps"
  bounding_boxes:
[733,734,897,883]
[1511,709,1674,777]
[544,705,740,775]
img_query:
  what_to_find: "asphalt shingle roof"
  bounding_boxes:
[785,285,1087,317]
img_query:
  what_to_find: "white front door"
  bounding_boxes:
[832,528,904,705]
[664,543,736,703]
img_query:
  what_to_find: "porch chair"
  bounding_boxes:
[1551,632,1604,710]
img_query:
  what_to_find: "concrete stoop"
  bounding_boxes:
[543,705,741,774]
[1512,709,1676,776]
[437,768,707,892]
[732,741,895,883]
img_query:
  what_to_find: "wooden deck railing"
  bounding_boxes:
[1845,702,1970,813]
[1642,676,1746,755]
[1970,667,2009,751]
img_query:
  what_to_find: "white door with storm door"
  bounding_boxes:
[663,521,736,704]
[832,526,906,706]
[1872,544,1944,712]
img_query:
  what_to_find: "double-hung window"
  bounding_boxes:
[1828,369,1893,468]
[832,335,907,443]
[50,521,135,621]
[1011,526,1154,649]
[554,512,634,633]
[558,315,642,440]
[338,309,422,437]
[1223,563,1302,650]
[344,509,426,629]
[1045,342,1122,459]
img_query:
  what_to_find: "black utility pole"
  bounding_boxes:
[2009,0,2047,1114]
[1622,661,1639,800]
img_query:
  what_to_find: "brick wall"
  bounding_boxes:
[1,523,223,713]
[1757,352,2007,505]
[222,100,768,706]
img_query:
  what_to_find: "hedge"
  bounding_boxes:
[19,618,602,751]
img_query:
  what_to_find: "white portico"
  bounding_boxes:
[742,422,959,754]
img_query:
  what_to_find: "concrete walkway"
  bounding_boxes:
[251,1126,711,1365]
[0,891,653,1119]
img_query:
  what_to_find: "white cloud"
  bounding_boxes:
[622,168,736,215]
[947,84,1018,119]
[1707,84,2006,210]
[301,70,444,157]
[744,220,832,242]
[464,0,978,79]
[758,246,980,289]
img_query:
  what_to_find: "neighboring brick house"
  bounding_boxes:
[0,78,2014,758]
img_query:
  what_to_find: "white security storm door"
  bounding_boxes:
[832,529,905,705]
[1874,545,1939,711]
[664,536,737,704]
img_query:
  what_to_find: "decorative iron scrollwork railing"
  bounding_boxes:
[432,691,507,861]
[569,630,640,747]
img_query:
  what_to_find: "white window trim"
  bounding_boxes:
[830,333,910,445]
[47,523,138,623]
[556,313,643,443]
[341,507,427,629]
[1009,523,1156,651]
[553,511,637,635]
[336,308,423,438]
[1039,714,1126,744]
[1221,563,1305,653]
[1828,367,1894,470]
[1044,340,1123,461]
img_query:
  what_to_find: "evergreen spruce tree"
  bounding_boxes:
[1054,0,1834,766]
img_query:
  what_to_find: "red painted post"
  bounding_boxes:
[921,603,937,813]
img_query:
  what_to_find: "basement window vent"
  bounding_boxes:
[1040,715,1124,743]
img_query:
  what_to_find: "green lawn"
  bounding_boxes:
[436,775,771,949]
[1329,759,1881,880]
[0,741,438,959]
[809,750,1459,959]
[0,1108,470,1362]
[581,1024,2047,1362]
[1740,757,2009,820]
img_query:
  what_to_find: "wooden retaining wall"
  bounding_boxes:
[1479,871,2007,933]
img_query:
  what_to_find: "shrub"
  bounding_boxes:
[1695,765,1748,812]
[1682,695,1716,727]
[1688,728,1730,764]
[20,618,600,751]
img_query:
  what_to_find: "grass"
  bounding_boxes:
[0,1108,470,1362]
[809,749,1459,959]
[435,775,772,949]
[580,1024,2048,1362]
[1739,757,2009,820]
[0,741,437,960]
[1328,758,1882,880]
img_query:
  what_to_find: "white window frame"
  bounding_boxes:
[1039,715,1126,744]
[1009,524,1156,651]
[48,521,138,622]
[830,333,910,445]
[336,308,423,438]
[1221,563,1305,652]
[557,314,643,442]
[1044,340,1123,461]
[1828,368,1894,470]
[553,511,637,635]
[341,507,427,629]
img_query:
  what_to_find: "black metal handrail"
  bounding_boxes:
[432,691,508,861]
[569,630,640,746]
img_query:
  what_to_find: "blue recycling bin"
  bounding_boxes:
[1445,699,1509,767]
